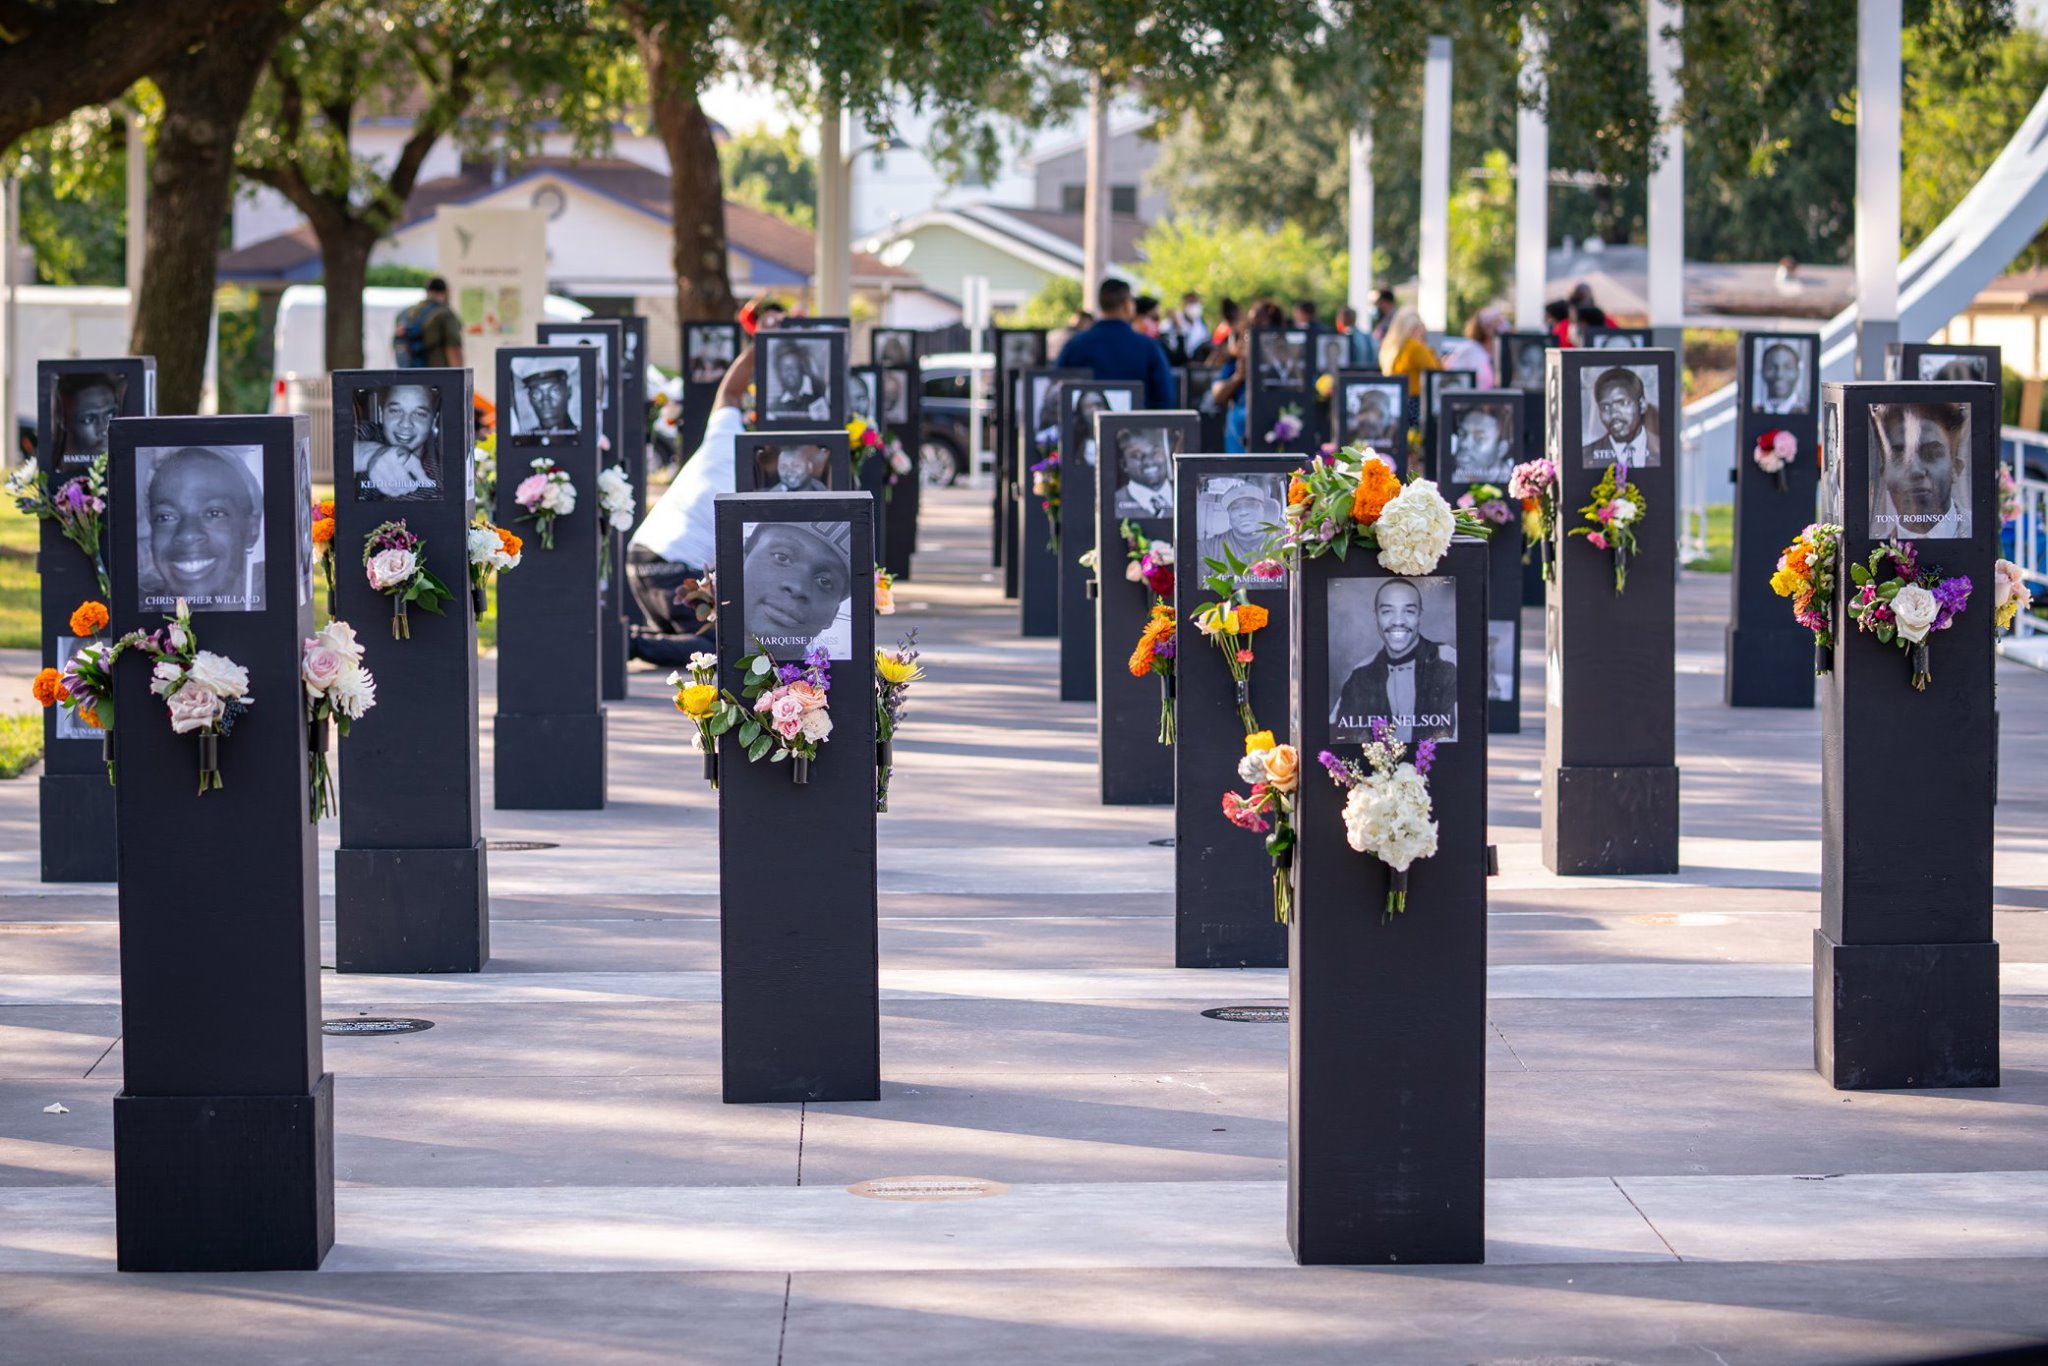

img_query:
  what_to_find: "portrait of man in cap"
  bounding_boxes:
[1342,381,1401,449]
[1195,473,1286,584]
[742,519,854,659]
[509,357,580,447]
[135,444,266,612]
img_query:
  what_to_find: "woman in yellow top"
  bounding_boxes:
[1378,307,1441,396]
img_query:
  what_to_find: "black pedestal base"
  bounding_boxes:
[1542,764,1680,875]
[335,842,490,973]
[1175,909,1285,969]
[602,610,628,701]
[494,710,607,809]
[114,1074,334,1271]
[39,773,115,881]
[1814,931,1999,1089]
[1724,624,1817,708]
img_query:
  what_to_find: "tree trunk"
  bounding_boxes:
[130,11,297,413]
[317,218,381,372]
[635,22,736,323]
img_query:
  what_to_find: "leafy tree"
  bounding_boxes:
[720,124,816,229]
[1003,275,1085,330]
[1135,218,1350,320]
[1448,149,1515,320]
[9,108,136,286]
[1902,22,2048,269]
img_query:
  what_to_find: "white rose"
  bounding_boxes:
[1149,542,1176,565]
[542,481,576,515]
[327,661,377,720]
[798,708,832,743]
[1373,480,1458,575]
[597,467,630,500]
[151,659,184,697]
[1125,559,1144,582]
[688,651,718,672]
[184,651,251,702]
[302,643,346,696]
[1890,583,1941,643]
[1237,753,1268,784]
[366,547,418,591]
[315,619,365,662]
[165,680,226,734]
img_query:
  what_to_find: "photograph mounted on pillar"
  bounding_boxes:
[1331,373,1409,461]
[872,328,917,371]
[329,368,489,975]
[1017,367,1086,638]
[757,329,849,431]
[682,321,744,459]
[993,329,1048,584]
[1247,327,1314,453]
[493,345,606,811]
[1728,331,1824,707]
[104,413,333,1271]
[1426,389,1530,732]
[1057,379,1140,703]
[737,431,853,496]
[1420,368,1478,468]
[1885,342,2000,387]
[1096,411,1196,806]
[1815,378,2003,1090]
[1540,347,1680,875]
[1584,326,1650,350]
[1496,331,1551,393]
[21,356,154,883]
[537,320,629,702]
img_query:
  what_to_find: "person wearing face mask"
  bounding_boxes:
[1333,578,1457,743]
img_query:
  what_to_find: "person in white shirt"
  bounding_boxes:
[1755,342,1807,415]
[1111,426,1175,518]
[1581,367,1660,468]
[628,341,752,637]
[1872,401,1972,540]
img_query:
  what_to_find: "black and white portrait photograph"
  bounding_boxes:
[351,384,442,501]
[1579,364,1662,468]
[1327,575,1458,744]
[762,334,834,422]
[1446,398,1517,485]
[1750,338,1813,415]
[1067,387,1134,466]
[849,368,877,426]
[1486,619,1516,702]
[882,369,909,427]
[1315,332,1347,379]
[1030,374,1064,442]
[1258,331,1308,389]
[1822,400,1843,522]
[1195,473,1286,585]
[1870,402,1972,540]
[1592,330,1648,349]
[136,444,266,613]
[1340,380,1404,449]
[1917,352,1991,382]
[999,331,1042,373]
[507,357,581,447]
[1426,369,1476,413]
[873,331,914,369]
[1502,333,1548,390]
[550,329,614,435]
[686,324,736,384]
[750,441,831,494]
[1545,363,1563,464]
[296,437,313,608]
[49,371,124,473]
[741,519,853,660]
[1109,425,1177,518]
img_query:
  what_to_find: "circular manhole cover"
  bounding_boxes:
[485,841,559,852]
[321,1017,435,1036]
[846,1175,1008,1202]
[1201,1005,1289,1023]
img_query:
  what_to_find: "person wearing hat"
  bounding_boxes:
[743,519,852,659]
[1198,478,1283,570]
[516,366,578,444]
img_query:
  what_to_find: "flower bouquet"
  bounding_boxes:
[1274,448,1489,574]
[363,520,454,639]
[668,650,723,784]
[1999,464,2020,528]
[1320,720,1439,918]
[1509,458,1558,579]
[1994,558,2033,635]
[702,644,834,783]
[1846,540,1971,690]
[1265,404,1304,447]
[474,434,498,508]
[875,631,925,813]
[1193,548,1275,731]
[514,457,576,549]
[1029,450,1061,546]
[1753,430,1796,492]
[311,497,337,615]
[302,620,377,821]
[1128,602,1177,744]
[465,517,523,615]
[9,454,110,597]
[1769,522,1844,672]
[847,416,884,482]
[1455,482,1517,527]
[33,600,118,777]
[1121,520,1175,602]
[1569,461,1645,592]
[125,600,254,794]
[1221,730,1299,923]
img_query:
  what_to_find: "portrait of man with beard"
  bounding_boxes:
[1329,576,1458,744]
[1870,402,1971,539]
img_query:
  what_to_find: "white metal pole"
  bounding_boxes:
[815,99,848,316]
[966,274,989,479]
[1348,127,1375,315]
[1646,0,1685,333]
[1855,0,1903,376]
[1083,73,1110,306]
[1418,36,1453,334]
[1514,26,1551,329]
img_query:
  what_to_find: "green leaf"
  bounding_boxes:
[746,733,773,762]
[738,719,761,746]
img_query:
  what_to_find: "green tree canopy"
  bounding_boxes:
[720,124,816,229]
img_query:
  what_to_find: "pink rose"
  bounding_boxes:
[366,547,418,590]
[769,692,805,728]
[514,474,549,510]
[787,681,828,713]
[1587,531,1609,551]
[302,643,346,694]
[773,715,803,740]
[165,680,225,734]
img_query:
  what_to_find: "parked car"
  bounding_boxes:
[915,351,995,486]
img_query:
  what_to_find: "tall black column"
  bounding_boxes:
[1017,368,1081,637]
[878,355,921,580]
[1497,332,1554,609]
[1058,380,1140,703]
[35,357,154,882]
[330,368,487,973]
[1726,331,1823,706]
[493,345,606,809]
[107,413,331,1271]
[1247,327,1316,455]
[1425,387,1530,733]
[994,330,1048,594]
[619,315,650,630]
[1541,348,1680,875]
[537,320,628,701]
[1816,379,2000,1089]
[1288,537,1489,1265]
[1172,453,1295,968]
[682,322,743,461]
[714,492,879,1102]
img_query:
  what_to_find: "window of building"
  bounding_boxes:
[1058,184,1140,215]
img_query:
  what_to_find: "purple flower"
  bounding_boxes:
[1317,750,1345,777]
[1155,638,1176,661]
[1370,717,1391,744]
[1614,460,1630,488]
[1932,575,1972,631]
[1414,739,1437,774]
[775,662,805,684]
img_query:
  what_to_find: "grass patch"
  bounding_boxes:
[0,712,43,778]
[0,501,39,650]
[1684,504,1733,573]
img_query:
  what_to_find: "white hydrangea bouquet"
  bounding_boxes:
[1317,719,1440,918]
[1272,448,1490,574]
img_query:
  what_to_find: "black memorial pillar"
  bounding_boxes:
[1172,453,1295,968]
[682,322,744,462]
[1541,348,1680,875]
[1248,327,1317,455]
[1017,368,1082,637]
[1287,537,1489,1265]
[1726,331,1823,706]
[1095,411,1195,804]
[537,320,629,701]
[877,353,921,581]
[619,315,651,627]
[1816,379,2000,1089]
[108,413,331,1271]
[35,357,154,882]
[1497,331,1554,607]
[1058,380,1141,702]
[330,368,488,973]
[994,330,1049,591]
[713,492,879,1102]
[1427,388,1531,733]
[493,345,606,809]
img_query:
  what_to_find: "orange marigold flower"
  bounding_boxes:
[68,601,109,636]
[497,527,523,557]
[78,707,103,730]
[1128,605,1176,677]
[1234,602,1271,634]
[312,516,336,546]
[1350,460,1402,526]
[1287,474,1311,506]
[31,667,63,708]
[314,498,335,519]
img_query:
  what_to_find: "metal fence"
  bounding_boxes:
[281,372,334,485]
[2001,426,2048,639]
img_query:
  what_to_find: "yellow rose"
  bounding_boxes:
[1261,743,1300,792]
[678,684,719,718]
[877,653,924,687]
[1244,730,1276,754]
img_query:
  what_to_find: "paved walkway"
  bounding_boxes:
[2,488,2047,1363]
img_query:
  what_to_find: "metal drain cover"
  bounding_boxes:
[485,840,558,852]
[1201,1005,1288,1023]
[847,1175,1008,1202]
[321,1017,435,1036]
